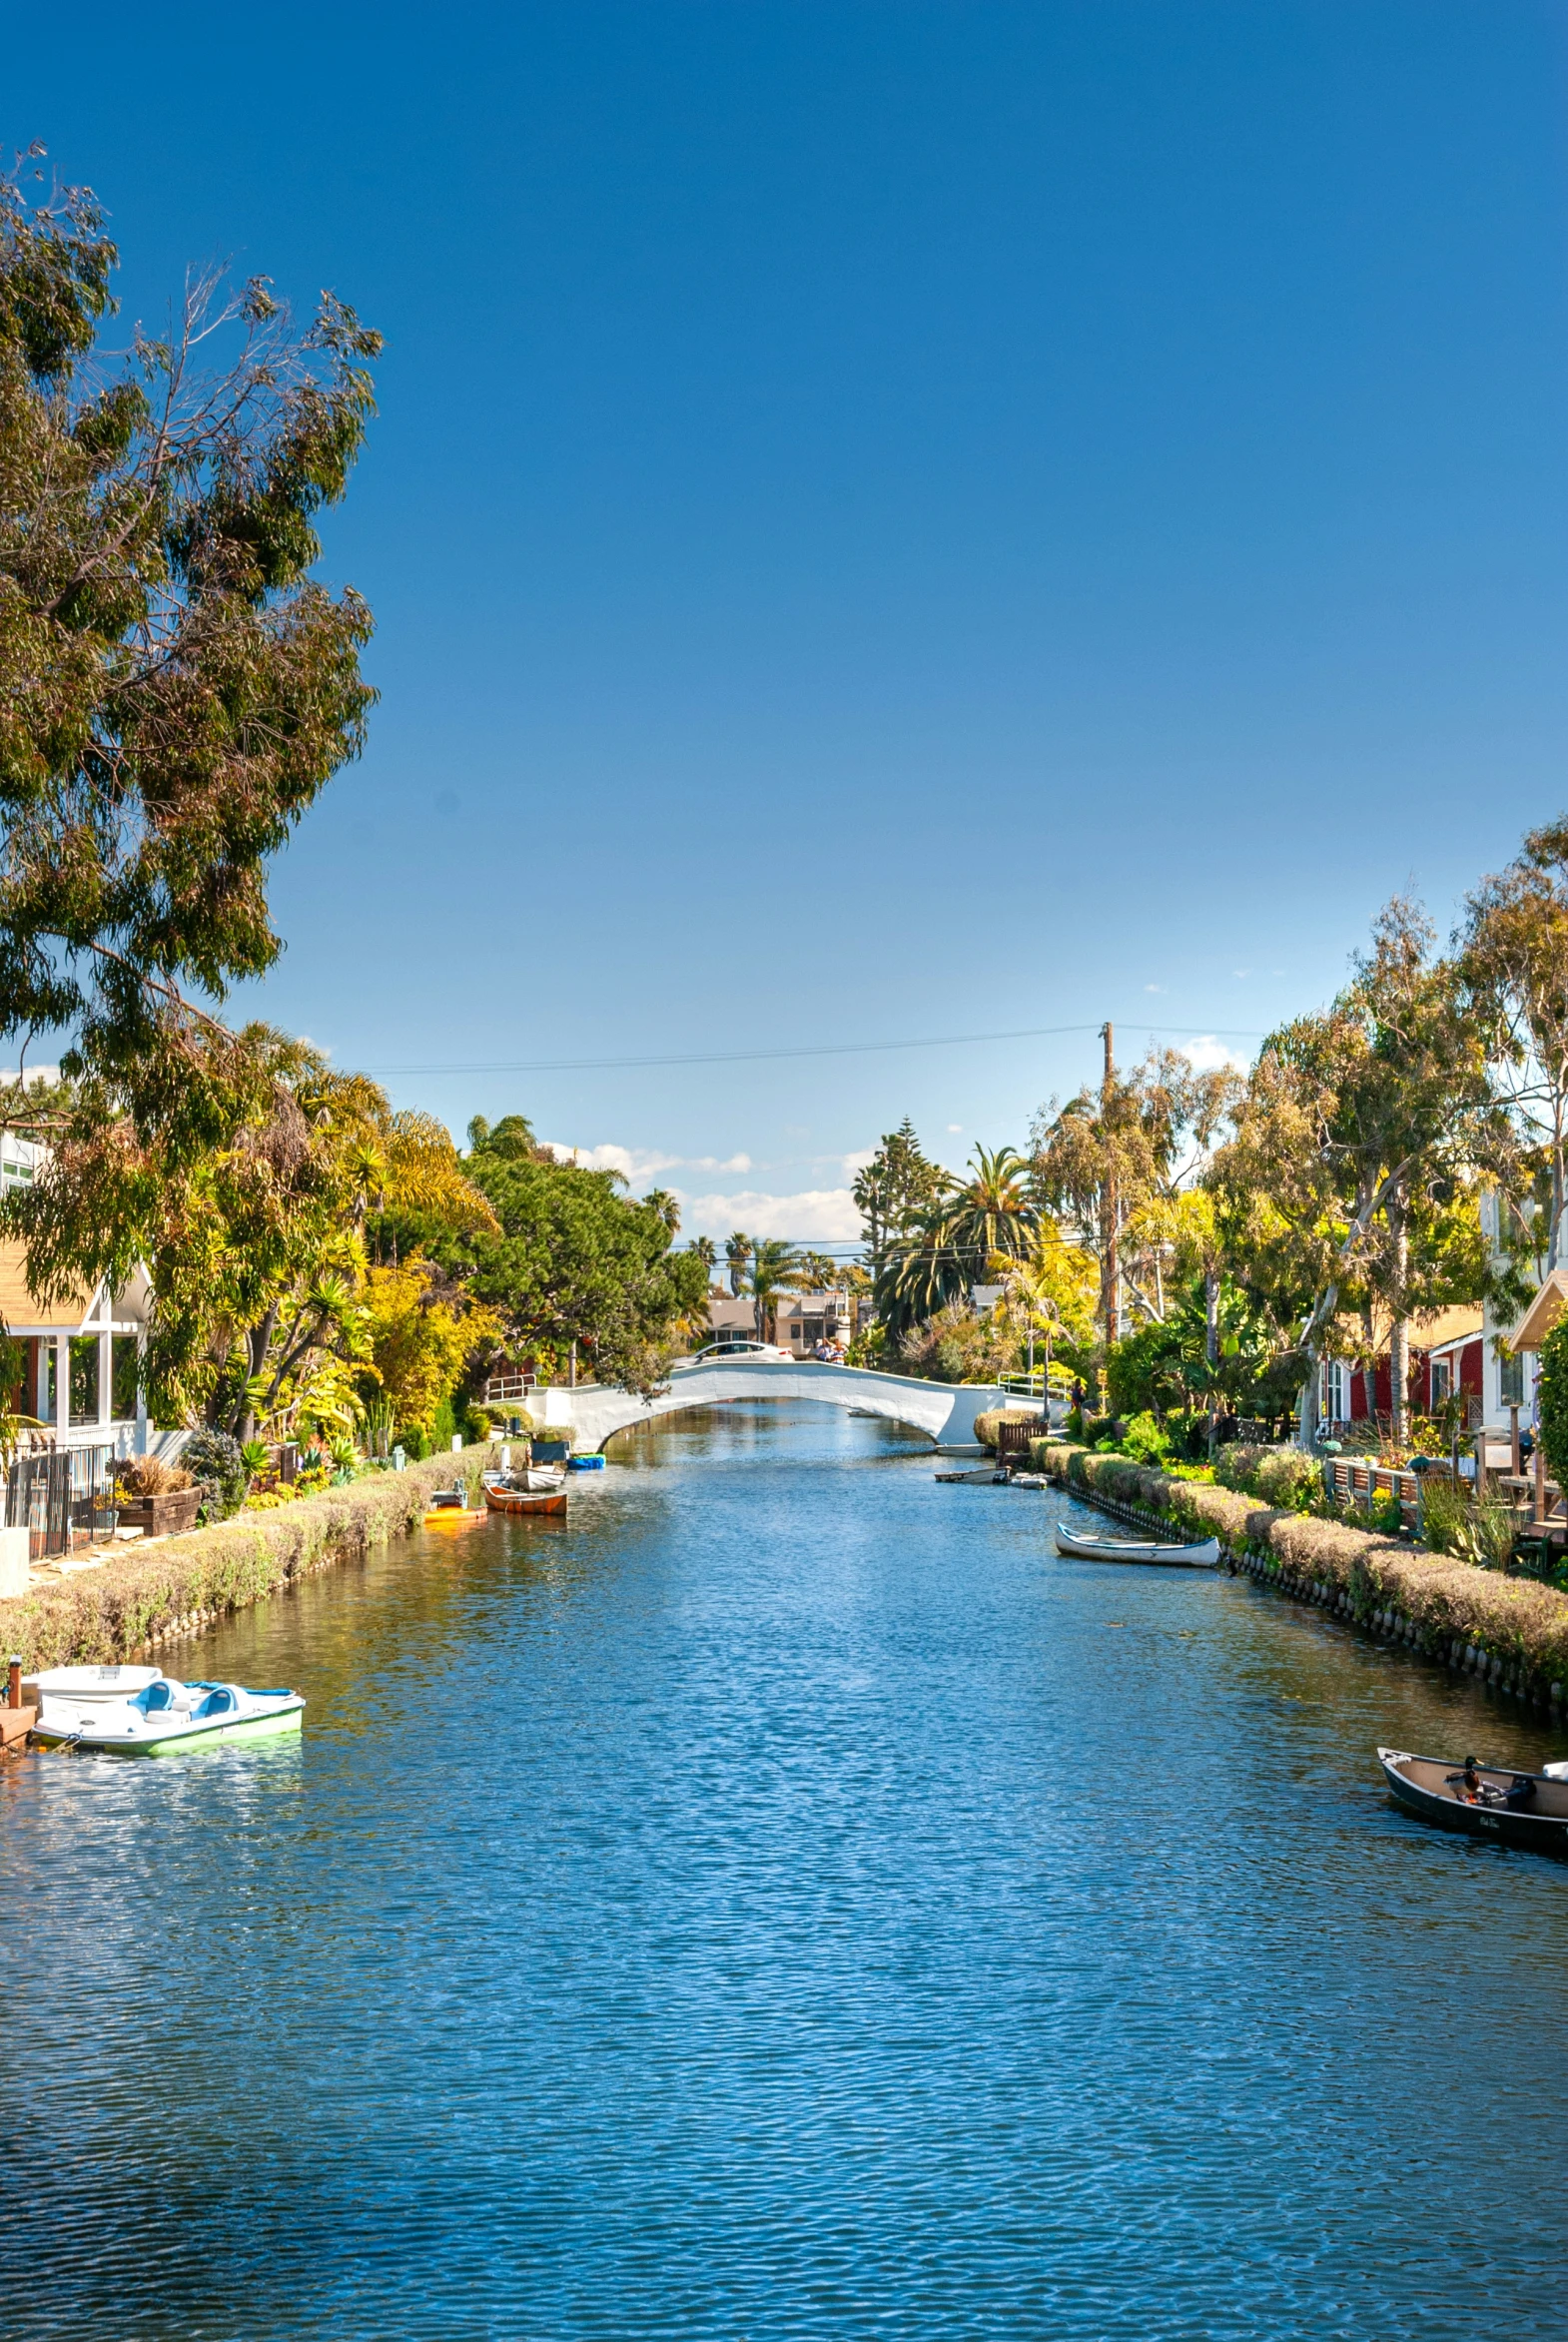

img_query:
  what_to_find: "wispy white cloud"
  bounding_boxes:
[543,1142,752,1182]
[1179,1035,1250,1074]
[947,1123,963,1134]
[0,1066,61,1087]
[680,1186,862,1240]
[841,1147,877,1173]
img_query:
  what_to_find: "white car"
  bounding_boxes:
[688,1338,792,1363]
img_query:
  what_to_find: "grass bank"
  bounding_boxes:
[0,1444,502,1671]
[1037,1439,1568,1711]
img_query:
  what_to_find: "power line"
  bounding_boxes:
[366,1022,1265,1080]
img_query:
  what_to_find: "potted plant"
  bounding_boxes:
[114,1452,202,1537]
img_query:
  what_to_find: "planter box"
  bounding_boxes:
[117,1487,202,1539]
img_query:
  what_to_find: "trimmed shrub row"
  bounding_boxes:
[0,1445,503,1671]
[973,1408,1045,1452]
[1034,1439,1568,1704]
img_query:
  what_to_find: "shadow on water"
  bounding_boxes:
[2,1401,1566,2341]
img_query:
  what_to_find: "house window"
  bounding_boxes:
[1499,1349,1525,1408]
[1319,1360,1349,1423]
[803,1318,824,1343]
[69,1335,99,1426]
[112,1335,140,1420]
[1430,1356,1451,1408]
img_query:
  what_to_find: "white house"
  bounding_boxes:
[1479,1187,1541,1430]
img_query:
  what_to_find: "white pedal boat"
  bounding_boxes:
[1053,1526,1221,1569]
[34,1674,305,1755]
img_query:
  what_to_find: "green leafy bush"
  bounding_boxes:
[1537,1318,1568,1492]
[181,1428,248,1521]
[1213,1443,1268,1494]
[1121,1411,1171,1466]
[1252,1449,1322,1512]
[1419,1474,1515,1569]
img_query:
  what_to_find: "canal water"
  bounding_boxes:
[3,1403,1567,2341]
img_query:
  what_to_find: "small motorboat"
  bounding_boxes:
[1378,1747,1568,1856]
[1053,1526,1221,1568]
[482,1470,568,1518]
[566,1453,605,1472]
[422,1484,485,1528]
[34,1676,305,1756]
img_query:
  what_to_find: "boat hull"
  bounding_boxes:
[1053,1528,1220,1568]
[1378,1747,1568,1858]
[36,1700,305,1756]
[483,1484,567,1517]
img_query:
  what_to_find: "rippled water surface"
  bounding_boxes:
[5,1403,1568,2340]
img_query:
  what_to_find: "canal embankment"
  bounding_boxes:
[0,1443,500,1671]
[1038,1439,1568,1715]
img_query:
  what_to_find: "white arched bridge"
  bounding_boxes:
[518,1355,1062,1454]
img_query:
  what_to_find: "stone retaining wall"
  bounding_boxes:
[0,1445,501,1671]
[1038,1440,1568,1712]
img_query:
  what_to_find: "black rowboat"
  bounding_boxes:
[1377,1747,1568,1857]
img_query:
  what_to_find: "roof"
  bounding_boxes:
[0,1240,94,1333]
[1414,1308,1486,1357]
[1328,1304,1483,1360]
[1510,1270,1568,1353]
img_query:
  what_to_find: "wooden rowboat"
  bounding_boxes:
[1377,1747,1568,1857]
[482,1473,567,1518]
[1053,1526,1220,1569]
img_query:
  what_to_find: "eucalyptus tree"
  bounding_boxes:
[1033,1049,1238,1346]
[0,150,381,1158]
[1460,818,1568,1270]
[1212,901,1508,1446]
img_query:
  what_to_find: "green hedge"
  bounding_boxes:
[1033,1439,1568,1697]
[0,1443,505,1671]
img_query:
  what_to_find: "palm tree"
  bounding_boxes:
[690,1234,718,1281]
[749,1239,808,1341]
[643,1188,681,1238]
[943,1146,1036,1275]
[878,1148,1035,1342]
[725,1232,753,1297]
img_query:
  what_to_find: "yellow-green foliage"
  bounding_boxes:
[1031,1439,1568,1691]
[0,1444,504,1671]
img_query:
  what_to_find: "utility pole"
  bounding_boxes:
[1100,1021,1119,1353]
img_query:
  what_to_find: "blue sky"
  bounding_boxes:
[10,2,1568,1238]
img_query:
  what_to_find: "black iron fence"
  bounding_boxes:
[4,1444,120,1559]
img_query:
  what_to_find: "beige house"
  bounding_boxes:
[0,1131,154,1458]
[701,1288,867,1353]
[0,1241,154,1455]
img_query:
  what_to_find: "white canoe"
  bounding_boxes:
[1053,1526,1221,1569]
[34,1676,305,1755]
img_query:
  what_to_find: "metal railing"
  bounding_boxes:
[5,1444,120,1560]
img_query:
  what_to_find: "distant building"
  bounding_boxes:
[1317,1306,1484,1430]
[702,1288,871,1353]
